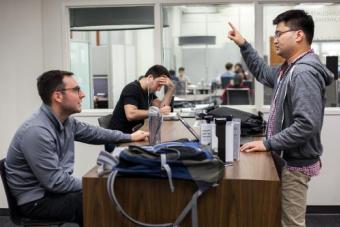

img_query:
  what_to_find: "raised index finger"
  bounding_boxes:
[228,22,236,32]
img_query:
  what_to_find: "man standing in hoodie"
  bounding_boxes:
[228,10,333,227]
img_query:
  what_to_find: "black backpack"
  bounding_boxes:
[208,106,266,136]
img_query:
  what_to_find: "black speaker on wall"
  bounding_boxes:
[325,56,338,107]
[326,56,338,80]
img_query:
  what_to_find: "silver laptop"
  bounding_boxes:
[177,114,200,141]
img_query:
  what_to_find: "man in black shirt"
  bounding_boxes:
[109,65,175,133]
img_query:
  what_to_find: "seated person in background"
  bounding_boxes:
[178,67,190,84]
[220,62,235,79]
[109,65,175,133]
[219,62,235,88]
[234,62,249,80]
[169,69,179,82]
[5,70,149,226]
[221,74,249,103]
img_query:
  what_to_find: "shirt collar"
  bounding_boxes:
[280,49,314,76]
[41,104,66,132]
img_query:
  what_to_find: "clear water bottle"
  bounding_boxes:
[148,106,162,145]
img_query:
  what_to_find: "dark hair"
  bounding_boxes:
[178,67,185,72]
[37,70,73,105]
[169,70,176,77]
[144,65,170,78]
[234,63,245,73]
[225,62,233,70]
[273,9,314,44]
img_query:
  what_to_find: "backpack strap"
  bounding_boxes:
[107,170,201,227]
[161,153,175,192]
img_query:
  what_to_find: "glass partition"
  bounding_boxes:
[263,3,340,107]
[162,4,255,108]
[70,6,155,109]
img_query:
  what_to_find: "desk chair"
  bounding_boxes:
[0,159,63,227]
[98,114,113,129]
[243,80,253,89]
[98,114,115,152]
[175,81,186,95]
[226,88,251,105]
[221,77,232,89]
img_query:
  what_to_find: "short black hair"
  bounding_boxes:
[169,70,176,76]
[225,63,233,70]
[144,65,170,78]
[273,9,314,45]
[178,67,185,72]
[37,70,73,105]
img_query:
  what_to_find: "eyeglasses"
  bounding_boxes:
[274,29,297,39]
[58,86,82,94]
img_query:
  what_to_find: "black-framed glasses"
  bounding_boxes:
[58,86,82,94]
[274,29,297,39]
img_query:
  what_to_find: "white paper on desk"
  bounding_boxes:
[194,104,210,109]
[162,112,179,120]
[180,108,194,113]
[174,96,185,101]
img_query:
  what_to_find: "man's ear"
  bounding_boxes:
[147,75,154,84]
[296,30,304,43]
[52,91,64,104]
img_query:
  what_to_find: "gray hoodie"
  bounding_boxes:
[240,42,334,167]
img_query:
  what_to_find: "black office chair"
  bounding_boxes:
[0,159,63,226]
[226,88,251,105]
[98,114,113,129]
[174,81,186,95]
[243,80,253,89]
[221,77,232,89]
[98,114,115,153]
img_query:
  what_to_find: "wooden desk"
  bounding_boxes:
[83,120,280,227]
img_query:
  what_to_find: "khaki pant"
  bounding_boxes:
[281,168,311,227]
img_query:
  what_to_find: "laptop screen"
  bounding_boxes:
[177,114,200,141]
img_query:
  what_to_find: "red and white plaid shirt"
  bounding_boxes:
[287,160,321,177]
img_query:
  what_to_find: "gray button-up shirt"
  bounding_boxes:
[6,104,130,205]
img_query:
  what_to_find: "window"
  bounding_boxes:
[263,3,340,107]
[69,6,155,109]
[162,4,255,106]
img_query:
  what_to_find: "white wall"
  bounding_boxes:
[0,0,339,209]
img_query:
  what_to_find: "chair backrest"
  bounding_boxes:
[1,159,64,226]
[0,159,23,225]
[243,80,253,89]
[175,80,186,95]
[221,77,232,88]
[226,88,251,105]
[98,114,113,129]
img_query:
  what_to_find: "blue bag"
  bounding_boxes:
[97,141,224,227]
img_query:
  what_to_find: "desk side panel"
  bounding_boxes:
[83,176,280,227]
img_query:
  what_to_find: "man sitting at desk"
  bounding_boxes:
[109,65,175,133]
[5,70,149,226]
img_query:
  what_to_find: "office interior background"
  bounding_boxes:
[1,0,340,214]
